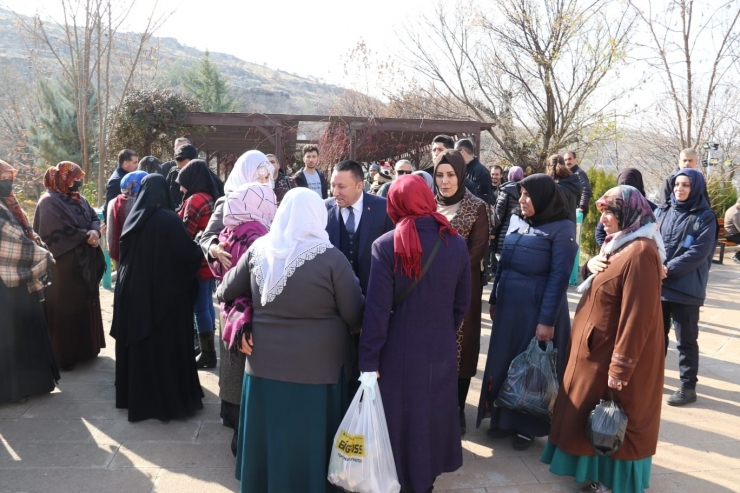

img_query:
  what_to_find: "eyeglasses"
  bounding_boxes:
[396,170,412,175]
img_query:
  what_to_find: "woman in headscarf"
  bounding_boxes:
[359,174,471,493]
[412,169,434,191]
[33,161,105,371]
[200,150,274,271]
[176,159,220,368]
[433,149,490,435]
[211,182,277,456]
[111,174,204,422]
[107,170,147,263]
[476,174,577,450]
[547,154,582,223]
[0,160,59,403]
[492,165,525,257]
[595,168,657,247]
[543,185,666,493]
[656,169,716,407]
[217,187,363,493]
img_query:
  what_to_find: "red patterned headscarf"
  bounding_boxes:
[43,161,85,202]
[386,174,458,279]
[0,160,34,240]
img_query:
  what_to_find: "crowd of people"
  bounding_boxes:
[0,134,726,493]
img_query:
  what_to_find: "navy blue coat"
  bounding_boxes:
[656,173,717,306]
[103,166,128,223]
[325,192,394,294]
[477,218,577,435]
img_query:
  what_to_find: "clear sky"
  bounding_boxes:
[0,0,432,87]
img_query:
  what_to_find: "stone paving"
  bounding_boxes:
[1,256,739,492]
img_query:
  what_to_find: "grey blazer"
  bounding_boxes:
[216,246,364,385]
[200,196,226,260]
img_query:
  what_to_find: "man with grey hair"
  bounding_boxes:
[378,159,413,198]
[659,148,708,207]
[162,137,192,177]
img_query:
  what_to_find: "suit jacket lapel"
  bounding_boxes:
[358,194,373,255]
[327,201,342,247]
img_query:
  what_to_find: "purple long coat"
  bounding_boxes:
[359,217,471,493]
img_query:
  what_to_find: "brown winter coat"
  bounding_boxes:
[448,190,489,378]
[548,238,664,460]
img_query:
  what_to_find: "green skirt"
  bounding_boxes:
[541,441,652,493]
[235,371,348,493]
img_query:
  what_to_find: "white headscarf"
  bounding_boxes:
[223,183,277,229]
[224,150,275,193]
[249,187,333,306]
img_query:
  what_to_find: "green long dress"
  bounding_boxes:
[235,371,348,493]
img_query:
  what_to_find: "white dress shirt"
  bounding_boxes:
[340,194,364,231]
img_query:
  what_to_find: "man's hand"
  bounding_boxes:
[489,304,496,320]
[662,265,669,280]
[210,241,233,269]
[100,223,107,234]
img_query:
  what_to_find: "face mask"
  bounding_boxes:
[69,180,83,192]
[0,179,12,197]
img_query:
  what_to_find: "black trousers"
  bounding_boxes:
[725,233,740,244]
[662,301,700,389]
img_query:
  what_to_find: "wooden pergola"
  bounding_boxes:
[182,112,494,177]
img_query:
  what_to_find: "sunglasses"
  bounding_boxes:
[396,170,412,175]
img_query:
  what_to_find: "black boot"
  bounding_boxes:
[194,329,201,356]
[195,332,217,369]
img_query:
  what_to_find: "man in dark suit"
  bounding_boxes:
[326,160,394,391]
[325,160,395,295]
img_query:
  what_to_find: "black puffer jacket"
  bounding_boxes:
[492,180,521,254]
[555,174,582,224]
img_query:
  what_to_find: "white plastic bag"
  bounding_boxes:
[327,374,400,493]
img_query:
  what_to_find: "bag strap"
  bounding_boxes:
[392,236,443,310]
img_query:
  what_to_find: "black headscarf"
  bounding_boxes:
[176,159,219,203]
[517,173,570,226]
[121,174,174,239]
[671,168,711,211]
[617,168,646,196]
[433,149,467,206]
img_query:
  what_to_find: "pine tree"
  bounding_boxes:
[581,168,617,256]
[28,78,98,167]
[184,51,237,112]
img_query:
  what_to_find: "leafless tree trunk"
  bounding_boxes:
[394,0,634,171]
[628,0,740,151]
[17,0,168,204]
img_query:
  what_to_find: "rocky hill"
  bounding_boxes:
[0,7,345,114]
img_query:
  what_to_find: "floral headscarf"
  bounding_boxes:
[578,184,666,293]
[596,185,656,242]
[43,161,85,202]
[120,171,148,196]
[0,160,34,239]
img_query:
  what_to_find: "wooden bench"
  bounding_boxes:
[715,218,738,264]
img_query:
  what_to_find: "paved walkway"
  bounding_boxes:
[1,257,739,492]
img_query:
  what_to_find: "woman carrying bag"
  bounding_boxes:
[543,185,666,493]
[359,174,471,493]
